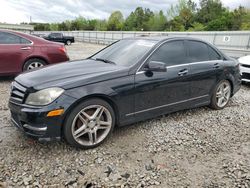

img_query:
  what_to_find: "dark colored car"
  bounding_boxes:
[0,30,69,76]
[43,33,75,45]
[9,37,241,149]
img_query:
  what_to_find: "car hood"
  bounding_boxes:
[238,55,250,65]
[15,59,129,90]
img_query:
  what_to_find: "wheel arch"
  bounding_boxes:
[226,79,234,97]
[224,74,235,97]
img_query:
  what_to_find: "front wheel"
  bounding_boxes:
[210,80,232,110]
[63,98,115,149]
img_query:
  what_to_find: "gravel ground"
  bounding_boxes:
[0,42,250,188]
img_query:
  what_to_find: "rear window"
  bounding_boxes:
[187,41,210,62]
[208,46,222,60]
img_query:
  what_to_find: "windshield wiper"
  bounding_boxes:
[95,58,116,65]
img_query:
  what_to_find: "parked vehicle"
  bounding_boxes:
[238,55,250,83]
[9,37,241,149]
[43,33,75,45]
[0,30,69,76]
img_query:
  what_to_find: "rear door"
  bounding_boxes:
[186,40,223,102]
[133,40,192,119]
[0,31,33,74]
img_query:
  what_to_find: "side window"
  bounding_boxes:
[20,37,31,44]
[50,33,56,38]
[208,46,221,60]
[53,33,62,38]
[149,41,186,66]
[187,41,210,62]
[0,32,21,44]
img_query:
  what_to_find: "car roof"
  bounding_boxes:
[123,35,207,43]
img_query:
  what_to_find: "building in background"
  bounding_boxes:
[0,23,34,32]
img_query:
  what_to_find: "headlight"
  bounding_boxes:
[25,87,64,106]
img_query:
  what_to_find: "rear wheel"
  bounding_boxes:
[23,58,46,71]
[210,80,231,110]
[66,40,71,45]
[63,98,115,149]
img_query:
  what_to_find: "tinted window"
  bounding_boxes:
[0,32,20,44]
[208,46,221,60]
[149,41,186,66]
[92,39,157,67]
[20,37,31,44]
[50,33,62,38]
[0,32,31,44]
[187,41,209,62]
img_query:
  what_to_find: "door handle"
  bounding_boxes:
[20,47,31,50]
[213,63,220,69]
[178,69,188,76]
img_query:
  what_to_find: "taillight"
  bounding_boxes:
[59,46,66,54]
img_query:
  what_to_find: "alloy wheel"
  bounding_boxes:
[27,62,44,70]
[216,81,231,108]
[66,40,71,45]
[71,105,112,147]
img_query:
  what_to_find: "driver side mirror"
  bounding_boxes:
[146,61,167,72]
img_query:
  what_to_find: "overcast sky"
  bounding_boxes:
[0,0,249,24]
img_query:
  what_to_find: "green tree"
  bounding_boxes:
[33,2,249,32]
[146,10,166,31]
[49,23,59,31]
[107,11,124,31]
[231,6,246,30]
[196,0,226,24]
[167,16,185,31]
[95,20,108,31]
[124,12,136,30]
[188,22,205,31]
[124,7,154,31]
[206,11,233,31]
[179,7,193,29]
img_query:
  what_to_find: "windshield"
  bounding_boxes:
[91,39,157,67]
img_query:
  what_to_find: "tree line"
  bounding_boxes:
[33,0,250,31]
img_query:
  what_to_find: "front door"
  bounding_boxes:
[132,40,192,120]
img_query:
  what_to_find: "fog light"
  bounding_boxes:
[47,109,64,117]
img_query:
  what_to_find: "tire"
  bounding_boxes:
[63,98,115,149]
[66,40,71,45]
[23,58,46,71]
[210,80,232,110]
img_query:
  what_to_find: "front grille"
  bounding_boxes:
[241,64,250,68]
[10,82,27,104]
[242,73,250,80]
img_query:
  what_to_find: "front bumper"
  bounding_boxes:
[9,94,77,141]
[240,65,250,82]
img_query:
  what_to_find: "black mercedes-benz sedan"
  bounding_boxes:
[9,37,241,149]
